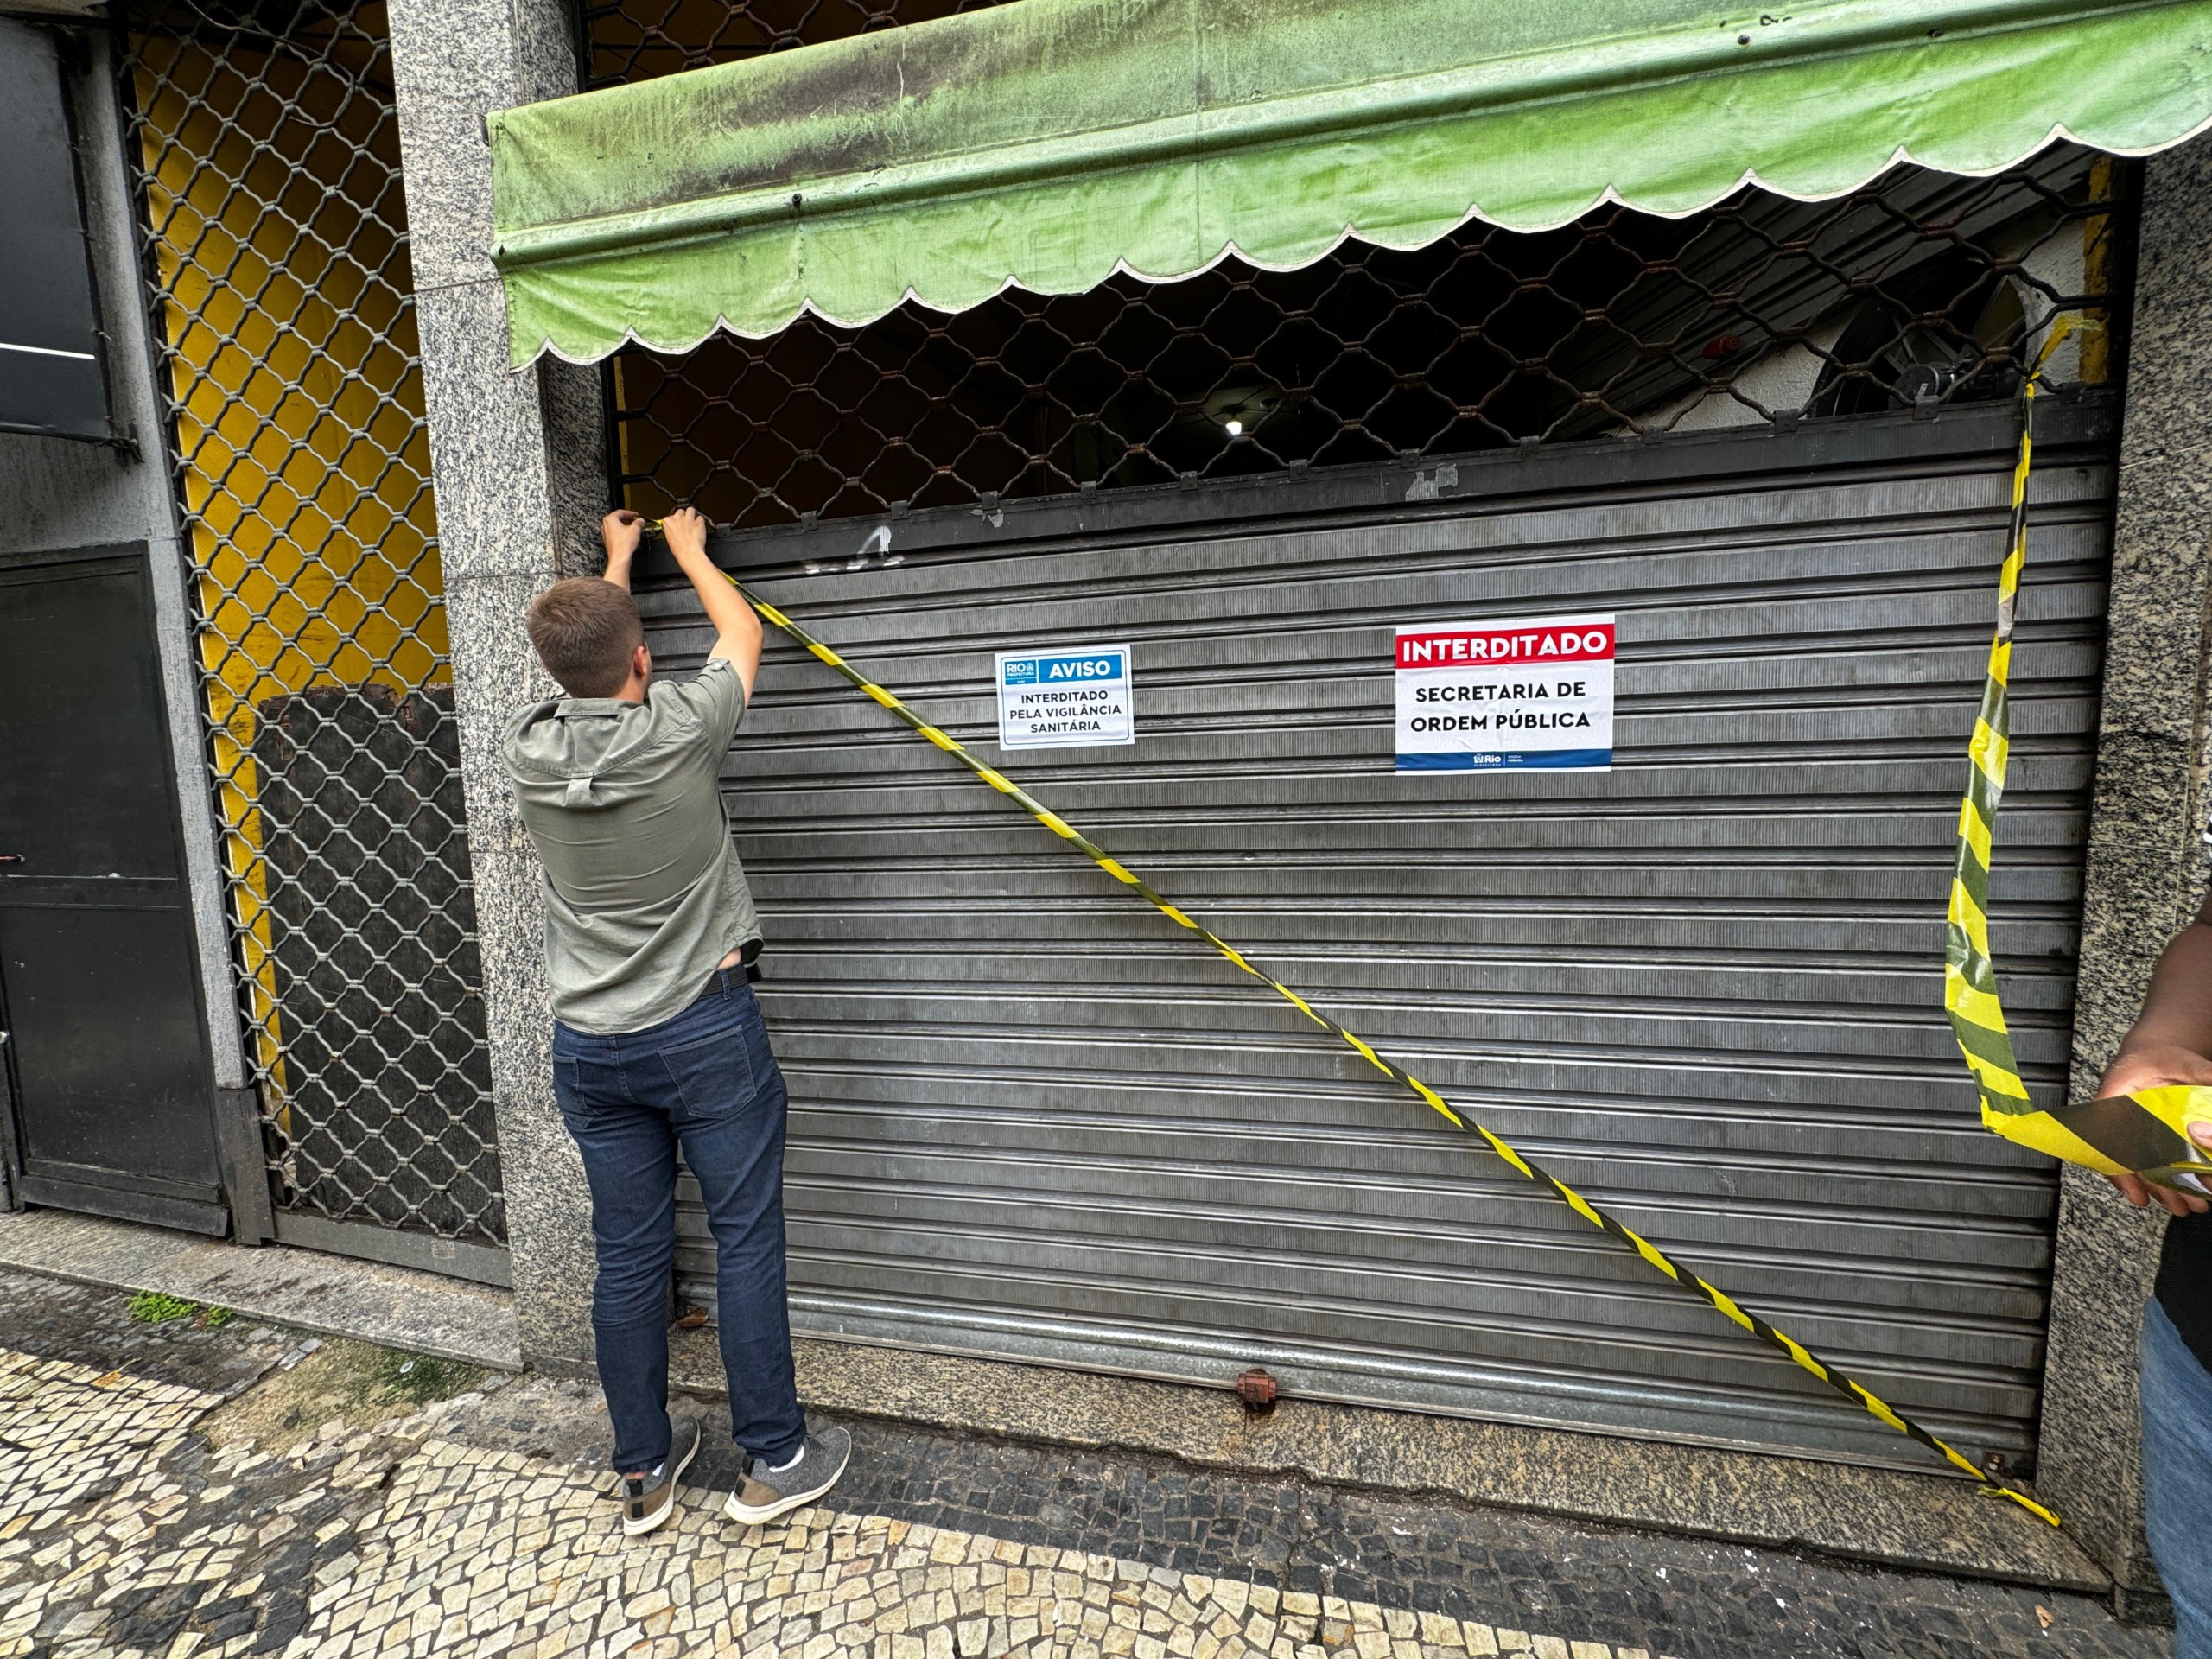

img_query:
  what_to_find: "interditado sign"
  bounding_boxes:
[1394,614,1616,772]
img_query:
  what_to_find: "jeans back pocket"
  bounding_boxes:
[656,1019,760,1123]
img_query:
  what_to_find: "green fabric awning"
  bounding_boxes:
[489,0,2212,366]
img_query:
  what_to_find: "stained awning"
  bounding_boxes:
[488,0,2212,366]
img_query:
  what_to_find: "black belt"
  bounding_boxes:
[696,944,763,1001]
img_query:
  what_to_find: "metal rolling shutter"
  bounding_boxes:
[646,401,2111,1471]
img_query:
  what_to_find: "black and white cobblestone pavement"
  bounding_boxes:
[0,1270,2170,1659]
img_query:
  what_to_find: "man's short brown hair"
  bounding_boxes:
[528,578,645,698]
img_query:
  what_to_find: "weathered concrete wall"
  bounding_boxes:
[2040,133,2212,1613]
[381,0,606,1368]
[0,27,243,1102]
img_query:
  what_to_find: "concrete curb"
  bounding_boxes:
[739,1337,2114,1598]
[0,1209,522,1370]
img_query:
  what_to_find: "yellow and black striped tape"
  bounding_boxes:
[707,569,2062,1524]
[1944,320,2212,1192]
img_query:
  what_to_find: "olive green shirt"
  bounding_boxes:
[502,656,761,1035]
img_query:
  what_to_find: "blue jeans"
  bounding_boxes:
[2145,1299,2212,1656]
[551,970,806,1472]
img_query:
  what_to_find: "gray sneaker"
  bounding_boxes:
[722,1423,851,1525]
[620,1414,701,1536]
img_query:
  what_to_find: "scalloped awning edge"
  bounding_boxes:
[490,0,2212,367]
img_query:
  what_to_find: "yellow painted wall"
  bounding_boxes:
[130,5,446,1084]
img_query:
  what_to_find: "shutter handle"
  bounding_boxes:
[0,854,22,865]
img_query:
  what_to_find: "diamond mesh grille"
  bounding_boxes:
[605,147,2129,529]
[121,1,504,1249]
[581,0,2132,530]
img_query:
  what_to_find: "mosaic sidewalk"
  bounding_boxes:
[0,1344,1658,1659]
[0,1269,2170,1659]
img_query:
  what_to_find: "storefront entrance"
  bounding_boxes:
[639,397,2114,1476]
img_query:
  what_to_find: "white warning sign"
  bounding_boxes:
[996,644,1135,750]
[1395,614,1615,772]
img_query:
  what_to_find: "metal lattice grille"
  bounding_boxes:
[123,1,504,1248]
[605,140,2127,527]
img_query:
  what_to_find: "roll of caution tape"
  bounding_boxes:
[696,556,2062,1525]
[1943,318,2212,1195]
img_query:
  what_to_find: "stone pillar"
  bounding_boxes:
[2039,133,2212,1613]
[384,0,606,1366]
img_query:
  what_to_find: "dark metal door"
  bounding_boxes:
[0,543,226,1233]
[0,18,112,442]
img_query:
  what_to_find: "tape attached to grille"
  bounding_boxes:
[1944,317,2212,1195]
[697,553,2062,1524]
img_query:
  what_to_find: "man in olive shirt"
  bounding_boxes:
[505,505,849,1536]
[2096,902,2212,1655]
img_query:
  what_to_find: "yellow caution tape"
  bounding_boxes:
[1945,321,2212,1195]
[697,563,2062,1525]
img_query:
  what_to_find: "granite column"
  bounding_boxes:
[383,0,607,1368]
[2039,132,2212,1614]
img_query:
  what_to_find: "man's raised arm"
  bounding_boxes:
[601,505,764,702]
[601,509,643,592]
[662,506,762,701]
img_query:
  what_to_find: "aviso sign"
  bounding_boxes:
[996,645,1135,750]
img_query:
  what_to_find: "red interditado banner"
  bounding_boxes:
[1395,619,1617,671]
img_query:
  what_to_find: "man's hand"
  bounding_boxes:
[657,505,763,700]
[662,506,709,567]
[2095,1044,2212,1217]
[602,510,645,589]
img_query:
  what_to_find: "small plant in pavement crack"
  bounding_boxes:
[127,1290,200,1324]
[126,1290,238,1327]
